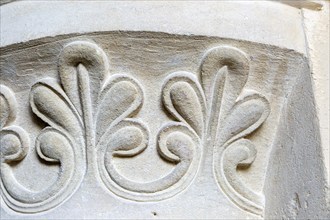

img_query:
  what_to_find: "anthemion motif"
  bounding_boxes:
[0,41,270,216]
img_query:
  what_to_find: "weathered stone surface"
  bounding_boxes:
[0,1,329,219]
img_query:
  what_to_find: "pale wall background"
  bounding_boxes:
[302,1,330,187]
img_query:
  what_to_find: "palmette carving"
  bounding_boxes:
[208,47,269,216]
[163,46,270,216]
[1,41,270,216]
[0,41,148,213]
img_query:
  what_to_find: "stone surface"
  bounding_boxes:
[0,1,329,219]
[302,1,330,186]
[0,1,307,53]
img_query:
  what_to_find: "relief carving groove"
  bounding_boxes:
[0,41,270,216]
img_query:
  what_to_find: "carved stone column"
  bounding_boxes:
[1,1,329,219]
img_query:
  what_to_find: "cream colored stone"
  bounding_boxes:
[0,1,329,219]
[0,1,306,53]
[302,1,330,186]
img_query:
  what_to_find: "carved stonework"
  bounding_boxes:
[1,41,148,213]
[0,30,327,219]
[0,40,268,215]
[162,46,270,215]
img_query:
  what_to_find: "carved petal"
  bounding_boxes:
[218,90,270,145]
[162,72,206,137]
[205,66,227,141]
[0,85,17,129]
[30,78,83,138]
[107,122,148,157]
[36,128,75,163]
[96,75,143,143]
[199,46,249,118]
[157,122,197,163]
[0,126,29,163]
[215,139,264,216]
[97,121,201,200]
[58,41,110,115]
[0,128,84,213]
[170,82,204,137]
[97,118,148,154]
